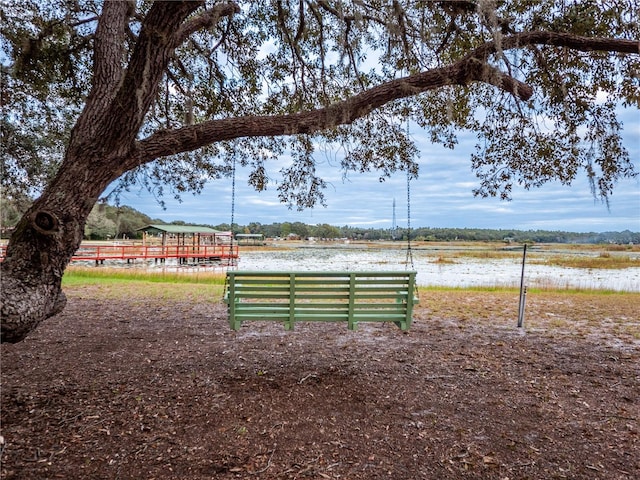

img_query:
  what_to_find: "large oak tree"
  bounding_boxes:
[1,0,638,342]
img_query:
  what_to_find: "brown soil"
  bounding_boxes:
[1,288,639,479]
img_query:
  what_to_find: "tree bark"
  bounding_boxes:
[0,162,106,342]
[1,1,204,343]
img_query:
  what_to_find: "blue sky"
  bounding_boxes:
[116,107,640,232]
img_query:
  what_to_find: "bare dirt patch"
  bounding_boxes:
[2,288,639,479]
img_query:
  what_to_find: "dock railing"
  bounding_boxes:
[0,243,239,264]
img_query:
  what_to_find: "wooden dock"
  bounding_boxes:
[0,243,239,265]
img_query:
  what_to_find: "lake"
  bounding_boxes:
[231,244,640,292]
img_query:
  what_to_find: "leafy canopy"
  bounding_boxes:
[1,0,638,206]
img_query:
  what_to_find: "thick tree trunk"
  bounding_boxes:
[1,1,204,343]
[0,158,112,343]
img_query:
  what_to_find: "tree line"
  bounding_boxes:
[225,223,640,245]
[4,196,634,245]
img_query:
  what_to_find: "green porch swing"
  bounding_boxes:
[223,156,419,331]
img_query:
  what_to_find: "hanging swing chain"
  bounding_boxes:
[404,118,419,301]
[230,156,236,232]
[406,165,415,270]
[224,155,237,281]
[405,114,415,271]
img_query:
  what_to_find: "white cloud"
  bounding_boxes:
[245,197,281,207]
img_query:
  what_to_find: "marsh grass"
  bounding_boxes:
[432,255,457,264]
[427,248,638,269]
[428,250,520,264]
[533,253,638,269]
[536,243,640,253]
[447,249,519,259]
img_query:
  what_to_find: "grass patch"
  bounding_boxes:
[603,244,640,253]
[534,253,638,269]
[418,283,628,295]
[63,266,226,285]
[432,255,457,264]
[425,249,520,262]
[448,249,519,260]
[62,267,226,302]
[421,285,519,293]
[63,268,628,297]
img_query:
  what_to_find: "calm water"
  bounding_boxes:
[93,243,639,292]
[231,246,640,292]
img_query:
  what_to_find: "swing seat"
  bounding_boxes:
[224,271,419,331]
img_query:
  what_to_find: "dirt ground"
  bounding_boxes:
[1,287,639,479]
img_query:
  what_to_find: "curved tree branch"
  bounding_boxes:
[131,32,638,172]
[175,1,240,45]
[166,12,640,160]
[133,58,530,167]
[467,31,640,61]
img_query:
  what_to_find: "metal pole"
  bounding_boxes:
[517,244,528,328]
[519,286,527,327]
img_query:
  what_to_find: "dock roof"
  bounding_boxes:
[137,224,227,235]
